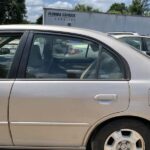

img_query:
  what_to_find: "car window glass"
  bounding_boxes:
[145,38,150,51]
[98,48,124,80]
[26,34,100,79]
[0,34,22,78]
[120,37,142,50]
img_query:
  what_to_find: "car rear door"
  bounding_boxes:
[0,30,28,145]
[9,31,130,147]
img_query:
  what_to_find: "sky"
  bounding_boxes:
[26,0,132,22]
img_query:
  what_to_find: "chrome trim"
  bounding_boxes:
[0,121,8,125]
[10,122,89,126]
[0,146,85,150]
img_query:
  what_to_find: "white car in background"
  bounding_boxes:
[110,34,150,55]
[107,32,139,36]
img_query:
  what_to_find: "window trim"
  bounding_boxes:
[17,30,131,81]
[0,30,29,80]
[141,37,147,52]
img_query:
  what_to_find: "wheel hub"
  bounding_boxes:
[117,140,131,150]
[104,129,145,150]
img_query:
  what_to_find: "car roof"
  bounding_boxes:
[0,24,106,36]
[0,25,150,80]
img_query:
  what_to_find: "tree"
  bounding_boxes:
[36,15,43,24]
[143,0,150,12]
[75,4,100,13]
[0,0,8,24]
[129,0,150,15]
[129,0,143,15]
[0,0,26,24]
[108,3,128,14]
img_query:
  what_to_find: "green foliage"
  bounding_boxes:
[75,4,100,13]
[108,10,127,15]
[0,0,26,24]
[0,0,7,24]
[36,15,43,24]
[129,0,143,15]
[108,1,150,16]
[108,3,129,14]
[129,0,150,15]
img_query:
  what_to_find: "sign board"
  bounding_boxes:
[43,8,150,35]
[44,8,77,26]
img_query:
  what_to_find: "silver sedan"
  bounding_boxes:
[0,25,150,150]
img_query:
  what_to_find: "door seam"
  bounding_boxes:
[7,81,15,146]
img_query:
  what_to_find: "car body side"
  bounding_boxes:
[0,25,150,149]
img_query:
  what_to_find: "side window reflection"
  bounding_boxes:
[98,48,124,80]
[26,34,99,79]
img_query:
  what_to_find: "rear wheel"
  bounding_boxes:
[91,119,150,150]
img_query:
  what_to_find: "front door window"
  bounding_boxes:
[0,34,22,78]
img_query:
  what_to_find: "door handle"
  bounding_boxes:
[94,94,118,105]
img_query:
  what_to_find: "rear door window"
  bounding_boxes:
[26,34,100,79]
[98,48,125,80]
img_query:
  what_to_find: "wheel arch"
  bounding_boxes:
[85,115,150,150]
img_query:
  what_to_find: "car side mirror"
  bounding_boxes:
[146,51,150,56]
[0,48,10,55]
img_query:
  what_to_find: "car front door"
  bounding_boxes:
[9,31,130,147]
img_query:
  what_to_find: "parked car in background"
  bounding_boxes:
[107,32,139,36]
[110,34,150,55]
[0,25,150,150]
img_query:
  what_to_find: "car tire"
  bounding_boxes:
[91,118,150,150]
